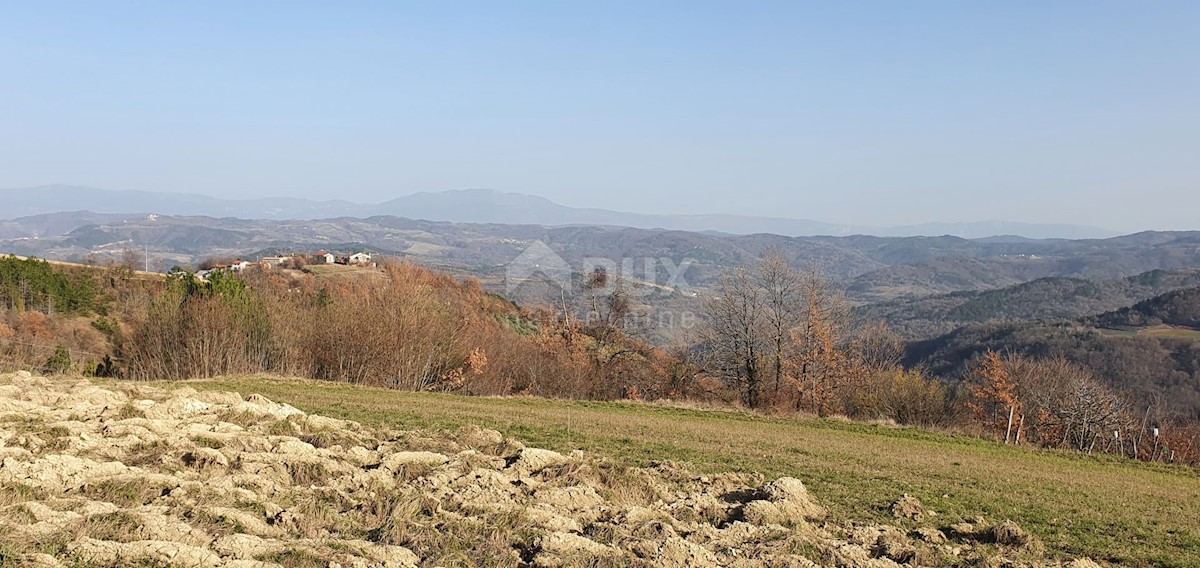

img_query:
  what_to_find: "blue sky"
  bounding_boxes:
[1,1,1197,230]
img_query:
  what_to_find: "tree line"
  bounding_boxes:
[116,262,681,403]
[967,350,1193,462]
[700,252,1199,464]
[0,256,103,315]
[702,251,952,426]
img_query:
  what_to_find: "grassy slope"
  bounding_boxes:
[166,376,1200,568]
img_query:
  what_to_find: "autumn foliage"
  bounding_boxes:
[109,262,683,402]
[703,253,953,425]
[966,350,1021,439]
[1,253,1197,466]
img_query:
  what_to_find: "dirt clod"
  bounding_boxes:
[992,519,1035,548]
[891,493,926,521]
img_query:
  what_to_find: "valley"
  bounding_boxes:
[4,208,1200,420]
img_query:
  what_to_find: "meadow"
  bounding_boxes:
[174,376,1200,567]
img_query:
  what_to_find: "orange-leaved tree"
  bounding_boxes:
[785,267,860,416]
[966,350,1021,441]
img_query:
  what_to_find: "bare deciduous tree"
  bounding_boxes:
[703,268,766,407]
[855,321,904,374]
[120,248,145,272]
[757,250,801,398]
[706,257,868,412]
[1010,356,1127,452]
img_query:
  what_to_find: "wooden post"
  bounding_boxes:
[560,289,569,325]
[1015,413,1025,445]
[1004,405,1015,445]
[1152,427,1161,462]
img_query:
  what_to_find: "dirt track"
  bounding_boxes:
[0,372,1102,567]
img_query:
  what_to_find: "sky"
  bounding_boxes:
[1,1,1198,232]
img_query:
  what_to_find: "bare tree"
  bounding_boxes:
[703,268,766,407]
[706,258,869,412]
[580,267,639,340]
[757,250,801,398]
[1012,356,1127,452]
[855,321,904,373]
[121,248,145,272]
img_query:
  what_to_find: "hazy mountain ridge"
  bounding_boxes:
[0,185,1119,239]
[0,211,145,239]
[1,212,1197,307]
[844,231,1200,302]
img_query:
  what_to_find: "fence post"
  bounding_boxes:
[1004,405,1015,445]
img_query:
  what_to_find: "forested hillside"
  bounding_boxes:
[860,269,1200,339]
[1092,285,1200,329]
[906,288,1200,419]
[0,256,104,315]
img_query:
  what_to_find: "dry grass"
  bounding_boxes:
[78,478,170,508]
[286,460,332,487]
[166,375,1200,568]
[123,439,174,468]
[255,548,329,568]
[76,511,144,542]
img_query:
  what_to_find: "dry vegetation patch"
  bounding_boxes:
[1,372,1108,567]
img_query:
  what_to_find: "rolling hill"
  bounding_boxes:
[906,287,1200,419]
[859,269,1200,339]
[1,214,1198,319]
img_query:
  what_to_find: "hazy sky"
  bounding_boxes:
[2,1,1198,231]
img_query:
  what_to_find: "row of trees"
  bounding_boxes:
[701,253,1199,464]
[116,262,681,402]
[968,350,1196,462]
[0,256,103,315]
[703,252,952,426]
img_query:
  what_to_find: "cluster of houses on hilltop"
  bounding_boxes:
[194,251,373,280]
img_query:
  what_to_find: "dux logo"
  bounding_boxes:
[505,241,572,292]
[506,241,696,297]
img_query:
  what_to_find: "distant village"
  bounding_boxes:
[194,251,373,280]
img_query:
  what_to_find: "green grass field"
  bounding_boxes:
[166,376,1200,567]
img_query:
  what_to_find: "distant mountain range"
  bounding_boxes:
[0,185,1119,240]
[2,209,1198,305]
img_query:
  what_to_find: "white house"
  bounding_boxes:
[348,252,372,265]
[318,252,336,264]
[229,260,251,272]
